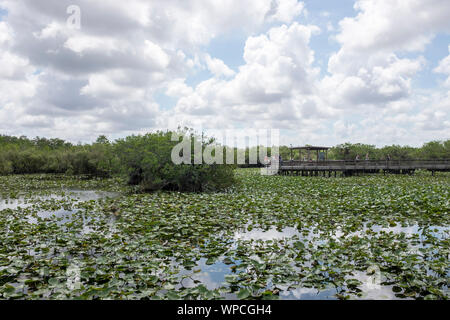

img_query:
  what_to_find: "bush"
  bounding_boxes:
[0,154,13,175]
[115,131,235,192]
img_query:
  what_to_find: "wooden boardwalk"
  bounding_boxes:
[277,159,450,176]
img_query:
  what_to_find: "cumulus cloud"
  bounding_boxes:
[434,46,450,87]
[319,1,450,111]
[165,22,327,131]
[319,0,450,115]
[165,79,193,98]
[204,54,235,78]
[323,54,424,107]
[335,0,450,53]
[317,0,449,145]
[0,0,448,146]
[265,0,305,23]
[0,0,304,140]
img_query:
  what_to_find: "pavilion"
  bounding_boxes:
[289,146,330,162]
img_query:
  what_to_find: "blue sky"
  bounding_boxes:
[0,10,7,22]
[0,0,448,146]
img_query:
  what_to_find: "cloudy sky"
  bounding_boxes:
[0,0,449,146]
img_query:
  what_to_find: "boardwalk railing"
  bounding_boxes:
[279,159,450,172]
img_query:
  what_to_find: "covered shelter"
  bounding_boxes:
[289,146,330,162]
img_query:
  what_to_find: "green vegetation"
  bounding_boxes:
[0,133,448,300]
[329,141,450,160]
[0,132,235,192]
[0,170,448,300]
[279,140,450,161]
[1,135,448,178]
[114,132,235,192]
[0,135,114,176]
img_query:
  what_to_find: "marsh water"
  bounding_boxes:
[0,190,119,211]
[1,189,448,300]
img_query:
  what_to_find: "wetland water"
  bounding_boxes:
[1,190,119,229]
[0,190,119,211]
[0,172,448,300]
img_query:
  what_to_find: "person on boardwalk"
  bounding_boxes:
[365,153,369,161]
[355,154,360,161]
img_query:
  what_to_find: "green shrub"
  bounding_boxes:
[0,155,12,175]
[115,131,235,192]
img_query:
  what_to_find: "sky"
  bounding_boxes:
[0,0,449,147]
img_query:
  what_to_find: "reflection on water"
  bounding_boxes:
[1,190,119,235]
[2,191,447,300]
[28,208,75,225]
[333,223,448,242]
[280,287,336,300]
[234,226,301,241]
[178,258,228,290]
[233,222,449,243]
[0,190,118,211]
[346,271,404,300]
[223,222,448,300]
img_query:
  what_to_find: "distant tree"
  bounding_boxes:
[95,135,110,145]
[419,140,449,159]
[329,143,378,160]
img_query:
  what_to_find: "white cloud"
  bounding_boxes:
[336,0,450,53]
[434,46,450,87]
[266,0,305,23]
[166,22,329,132]
[204,54,235,78]
[81,72,145,100]
[320,0,448,111]
[323,54,424,108]
[64,34,124,55]
[165,79,193,98]
[143,40,171,70]
[33,22,65,40]
[0,0,448,145]
[0,21,13,45]
[0,51,30,79]
[333,120,356,139]
[315,0,449,145]
[0,0,307,141]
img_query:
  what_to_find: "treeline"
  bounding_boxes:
[0,133,448,188]
[329,141,450,160]
[233,140,450,164]
[278,141,450,161]
[0,132,235,192]
[0,135,114,176]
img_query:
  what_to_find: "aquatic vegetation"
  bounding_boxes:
[0,170,448,300]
